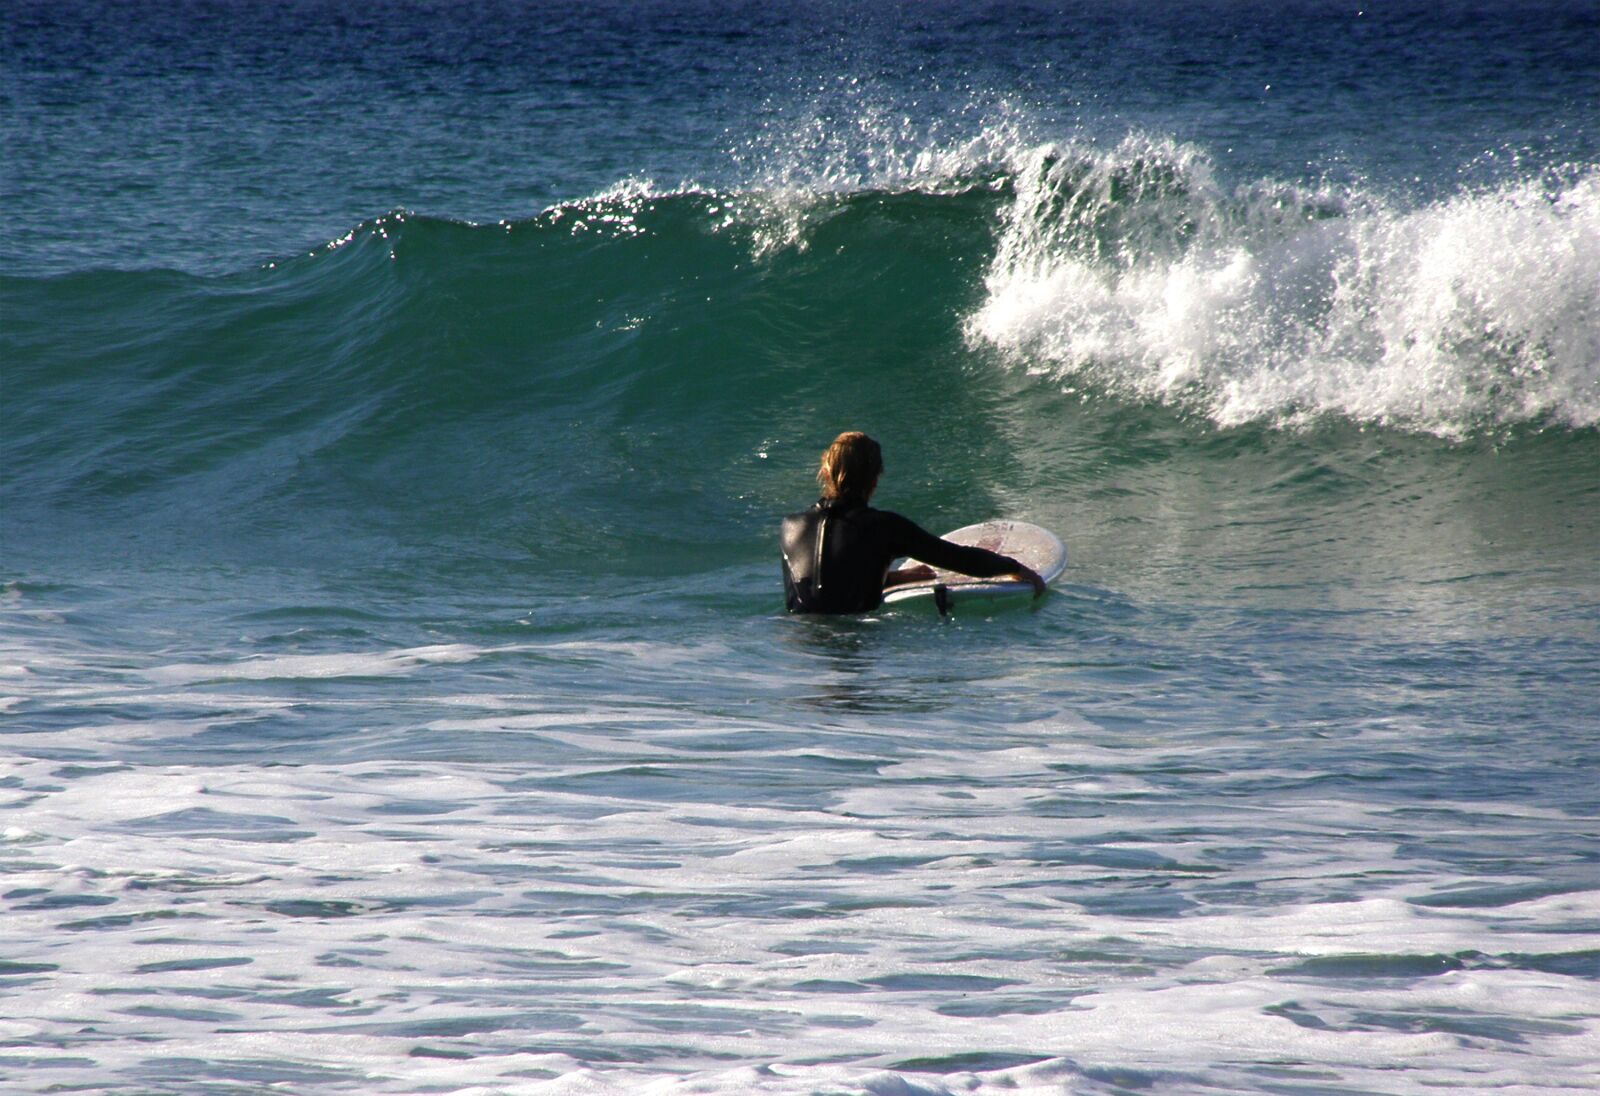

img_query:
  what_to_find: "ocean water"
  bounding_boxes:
[3,1,1599,1093]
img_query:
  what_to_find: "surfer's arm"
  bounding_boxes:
[886,516,1046,597]
[883,563,936,588]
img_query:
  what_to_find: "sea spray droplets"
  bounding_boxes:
[730,87,1029,199]
[725,100,1026,255]
[969,142,1600,436]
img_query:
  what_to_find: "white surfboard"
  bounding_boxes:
[881,520,1067,613]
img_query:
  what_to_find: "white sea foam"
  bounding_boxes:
[142,643,489,684]
[968,137,1600,435]
[2,704,1596,1095]
[3,608,1596,1094]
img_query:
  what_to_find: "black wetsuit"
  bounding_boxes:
[781,498,1024,614]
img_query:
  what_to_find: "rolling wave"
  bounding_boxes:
[4,136,1597,574]
[970,136,1600,435]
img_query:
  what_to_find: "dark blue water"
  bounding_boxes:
[3,3,1598,1093]
[6,0,1596,274]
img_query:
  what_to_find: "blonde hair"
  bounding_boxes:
[816,431,883,501]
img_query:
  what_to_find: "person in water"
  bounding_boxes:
[782,431,1046,614]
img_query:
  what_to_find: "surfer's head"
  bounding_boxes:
[817,431,883,502]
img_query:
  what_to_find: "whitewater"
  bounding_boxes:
[4,2,1599,1094]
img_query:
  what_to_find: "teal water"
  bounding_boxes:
[3,3,1599,1093]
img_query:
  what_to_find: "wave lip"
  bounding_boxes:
[968,137,1600,436]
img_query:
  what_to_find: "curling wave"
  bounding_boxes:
[966,136,1600,435]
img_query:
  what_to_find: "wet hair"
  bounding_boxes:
[816,431,883,501]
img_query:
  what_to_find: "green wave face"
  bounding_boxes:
[4,164,1597,585]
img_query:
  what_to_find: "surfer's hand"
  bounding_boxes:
[1015,567,1047,597]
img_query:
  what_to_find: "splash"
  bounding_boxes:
[967,137,1600,436]
[721,90,1029,254]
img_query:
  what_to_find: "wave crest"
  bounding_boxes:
[967,138,1600,435]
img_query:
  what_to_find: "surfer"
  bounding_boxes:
[782,431,1046,614]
